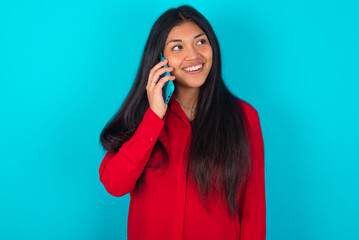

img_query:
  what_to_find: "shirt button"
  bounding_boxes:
[149,137,153,142]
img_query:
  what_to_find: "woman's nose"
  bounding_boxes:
[185,47,200,60]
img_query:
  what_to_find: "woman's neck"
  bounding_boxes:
[173,88,199,109]
[173,88,199,122]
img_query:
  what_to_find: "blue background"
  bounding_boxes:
[1,0,358,239]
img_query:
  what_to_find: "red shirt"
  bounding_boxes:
[99,96,266,240]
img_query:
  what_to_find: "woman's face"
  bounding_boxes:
[163,21,213,89]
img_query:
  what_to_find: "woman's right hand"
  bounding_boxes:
[146,58,176,119]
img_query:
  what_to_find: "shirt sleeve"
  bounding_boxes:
[239,101,266,240]
[99,107,165,197]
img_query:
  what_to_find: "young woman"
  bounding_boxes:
[99,5,265,240]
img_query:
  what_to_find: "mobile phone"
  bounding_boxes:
[159,52,175,104]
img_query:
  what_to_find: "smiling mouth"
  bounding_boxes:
[182,63,204,73]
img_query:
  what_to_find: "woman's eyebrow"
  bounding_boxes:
[167,33,206,45]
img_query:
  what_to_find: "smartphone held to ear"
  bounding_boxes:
[159,52,175,104]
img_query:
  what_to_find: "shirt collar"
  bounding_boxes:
[167,96,194,127]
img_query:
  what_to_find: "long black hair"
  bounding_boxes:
[100,5,252,220]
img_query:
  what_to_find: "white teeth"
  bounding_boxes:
[184,64,203,72]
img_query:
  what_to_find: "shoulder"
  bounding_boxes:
[234,97,263,140]
[234,97,259,119]
[234,97,264,151]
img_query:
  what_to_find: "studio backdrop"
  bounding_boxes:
[1,0,358,239]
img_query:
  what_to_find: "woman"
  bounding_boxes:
[99,5,265,240]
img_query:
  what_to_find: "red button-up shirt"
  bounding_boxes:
[99,96,266,240]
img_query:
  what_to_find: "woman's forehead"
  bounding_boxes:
[166,22,206,43]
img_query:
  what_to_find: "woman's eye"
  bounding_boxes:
[172,45,182,51]
[198,39,206,45]
[171,39,206,51]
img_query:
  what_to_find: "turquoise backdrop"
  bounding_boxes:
[1,0,358,239]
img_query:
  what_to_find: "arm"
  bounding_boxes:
[239,102,266,239]
[99,107,164,197]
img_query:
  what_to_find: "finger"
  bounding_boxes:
[155,75,176,90]
[148,66,173,88]
[148,59,169,85]
[151,67,173,85]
